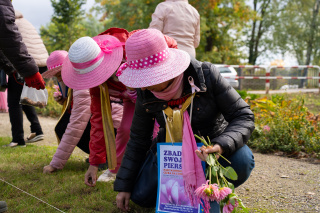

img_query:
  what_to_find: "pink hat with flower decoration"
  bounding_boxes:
[117,29,190,88]
[42,50,68,79]
[61,35,123,90]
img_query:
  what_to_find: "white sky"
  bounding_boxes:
[12,0,96,31]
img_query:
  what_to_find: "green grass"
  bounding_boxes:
[0,137,154,213]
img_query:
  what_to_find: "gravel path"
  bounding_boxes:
[0,112,319,212]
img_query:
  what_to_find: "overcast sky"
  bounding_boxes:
[12,0,95,31]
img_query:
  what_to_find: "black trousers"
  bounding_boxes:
[7,74,43,145]
[55,110,91,154]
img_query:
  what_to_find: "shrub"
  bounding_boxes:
[36,79,62,118]
[248,95,320,158]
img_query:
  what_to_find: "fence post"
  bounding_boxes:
[266,67,270,94]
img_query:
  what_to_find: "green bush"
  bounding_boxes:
[236,90,259,101]
[36,80,62,118]
[248,95,320,158]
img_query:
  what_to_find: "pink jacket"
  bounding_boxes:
[149,0,200,58]
[50,89,91,169]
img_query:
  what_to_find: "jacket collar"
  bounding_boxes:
[137,57,207,109]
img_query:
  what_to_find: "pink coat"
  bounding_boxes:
[50,89,91,169]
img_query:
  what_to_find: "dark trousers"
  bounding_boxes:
[7,75,43,145]
[55,110,91,154]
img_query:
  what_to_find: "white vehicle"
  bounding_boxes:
[214,64,239,88]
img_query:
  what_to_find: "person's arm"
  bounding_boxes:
[85,87,106,187]
[207,63,255,156]
[194,14,200,48]
[45,90,91,172]
[149,3,167,32]
[115,93,155,211]
[0,1,38,78]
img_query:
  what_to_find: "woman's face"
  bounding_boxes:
[141,79,174,92]
[55,71,62,82]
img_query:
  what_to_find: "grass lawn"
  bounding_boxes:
[0,137,154,213]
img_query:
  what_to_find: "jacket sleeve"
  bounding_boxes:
[89,87,107,165]
[114,92,155,192]
[207,63,255,156]
[194,14,200,48]
[50,89,91,169]
[149,3,167,32]
[0,0,38,77]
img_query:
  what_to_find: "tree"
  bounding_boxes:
[40,0,86,53]
[94,0,255,64]
[272,0,320,87]
[247,0,279,65]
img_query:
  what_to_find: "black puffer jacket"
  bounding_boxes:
[114,58,255,192]
[0,0,38,77]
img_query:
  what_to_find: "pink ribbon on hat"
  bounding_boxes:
[72,40,124,70]
[116,48,169,76]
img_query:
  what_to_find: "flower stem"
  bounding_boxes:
[209,166,212,184]
[216,170,220,186]
[217,153,231,164]
[194,134,209,146]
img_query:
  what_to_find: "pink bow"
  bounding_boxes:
[96,40,124,54]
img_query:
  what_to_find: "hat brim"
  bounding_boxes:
[42,66,62,79]
[61,46,123,90]
[118,49,191,88]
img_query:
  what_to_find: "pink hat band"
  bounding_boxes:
[47,63,63,71]
[71,40,123,74]
[117,47,169,76]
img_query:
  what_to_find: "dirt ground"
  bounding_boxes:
[0,113,319,212]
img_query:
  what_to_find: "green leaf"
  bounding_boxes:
[222,167,238,180]
[229,196,236,206]
[228,182,235,192]
[206,154,216,167]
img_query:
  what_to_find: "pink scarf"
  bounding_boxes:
[151,74,184,101]
[153,74,205,205]
[182,111,206,205]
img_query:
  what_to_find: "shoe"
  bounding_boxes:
[25,133,44,143]
[97,170,116,182]
[2,142,26,148]
[0,201,8,212]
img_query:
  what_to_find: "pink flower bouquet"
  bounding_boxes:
[53,85,62,98]
[194,135,248,213]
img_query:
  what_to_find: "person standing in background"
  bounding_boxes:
[149,0,200,58]
[0,0,48,147]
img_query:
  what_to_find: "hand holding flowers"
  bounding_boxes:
[194,135,248,213]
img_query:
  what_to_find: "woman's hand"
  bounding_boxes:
[195,144,224,161]
[54,95,66,105]
[43,165,57,174]
[116,192,131,212]
[85,165,98,187]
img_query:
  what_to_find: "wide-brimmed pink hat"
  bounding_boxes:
[42,50,68,79]
[61,35,123,90]
[117,29,190,88]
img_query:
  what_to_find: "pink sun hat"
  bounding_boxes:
[42,50,68,79]
[117,29,190,88]
[61,35,123,90]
